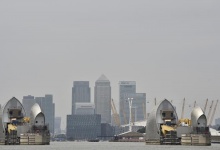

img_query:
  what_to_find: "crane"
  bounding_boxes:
[204,99,208,114]
[181,98,185,119]
[207,100,214,123]
[208,100,219,126]
[111,99,120,126]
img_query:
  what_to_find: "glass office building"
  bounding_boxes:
[94,75,111,123]
[66,114,101,140]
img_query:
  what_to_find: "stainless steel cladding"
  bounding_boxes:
[191,106,207,127]
[145,99,178,141]
[30,103,45,126]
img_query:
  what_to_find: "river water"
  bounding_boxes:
[0,142,220,150]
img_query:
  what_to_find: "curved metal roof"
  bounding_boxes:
[145,99,178,140]
[30,103,44,125]
[191,106,207,127]
[1,97,26,128]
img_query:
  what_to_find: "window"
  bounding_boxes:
[171,113,173,117]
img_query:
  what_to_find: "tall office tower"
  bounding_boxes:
[35,95,55,134]
[55,117,61,134]
[132,93,146,122]
[94,75,111,123]
[72,81,90,115]
[119,81,136,125]
[22,95,35,117]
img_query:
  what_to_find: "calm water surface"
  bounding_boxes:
[0,142,220,150]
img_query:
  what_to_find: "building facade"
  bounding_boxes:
[101,123,114,140]
[215,118,220,125]
[72,81,90,115]
[94,75,111,123]
[66,114,101,140]
[55,117,61,134]
[22,95,35,117]
[75,103,95,115]
[133,93,146,122]
[119,81,136,125]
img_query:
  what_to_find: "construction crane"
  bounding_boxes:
[181,98,185,119]
[207,100,214,122]
[111,99,120,126]
[204,99,208,114]
[208,100,219,126]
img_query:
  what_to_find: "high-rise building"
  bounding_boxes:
[72,81,90,114]
[35,95,55,134]
[132,93,146,122]
[75,103,95,115]
[55,117,61,134]
[22,95,35,117]
[94,75,111,123]
[119,81,136,125]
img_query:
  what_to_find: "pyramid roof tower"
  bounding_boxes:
[96,74,110,82]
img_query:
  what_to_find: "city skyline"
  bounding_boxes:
[1,0,220,129]
[1,76,219,129]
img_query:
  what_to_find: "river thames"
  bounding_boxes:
[0,142,220,150]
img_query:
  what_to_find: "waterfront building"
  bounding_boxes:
[72,81,90,115]
[66,114,101,140]
[119,81,136,125]
[94,75,111,123]
[101,123,114,140]
[75,103,95,115]
[22,95,35,117]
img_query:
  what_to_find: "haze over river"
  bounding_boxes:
[0,142,220,150]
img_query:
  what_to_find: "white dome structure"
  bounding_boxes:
[30,103,45,126]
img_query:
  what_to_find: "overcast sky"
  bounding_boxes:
[1,0,220,129]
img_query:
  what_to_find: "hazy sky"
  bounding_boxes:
[1,0,220,129]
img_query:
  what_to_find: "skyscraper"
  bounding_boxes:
[55,117,61,134]
[119,82,146,125]
[94,74,111,123]
[72,81,90,114]
[132,93,146,122]
[22,95,35,117]
[119,81,136,125]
